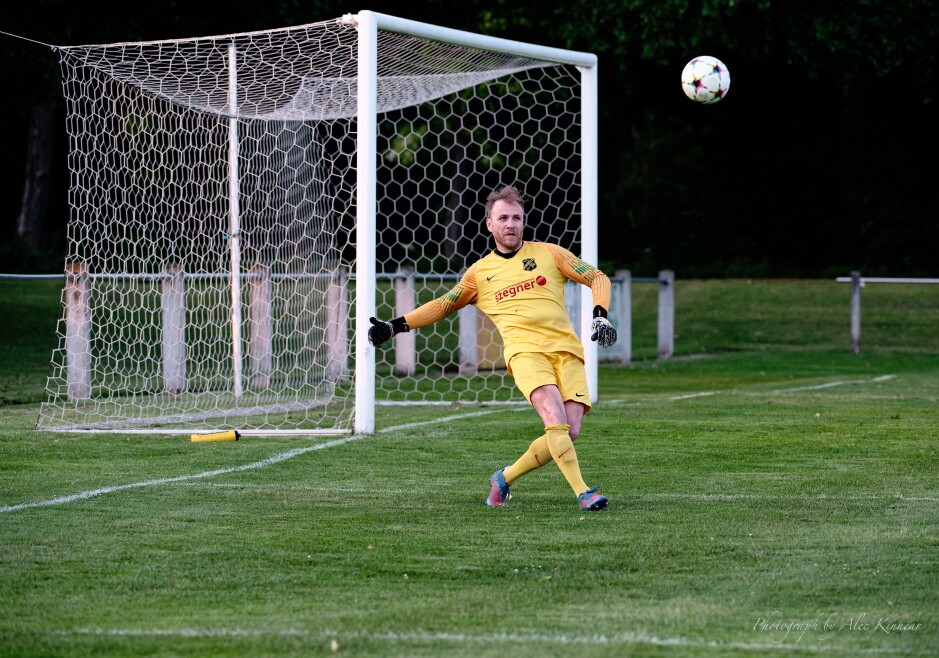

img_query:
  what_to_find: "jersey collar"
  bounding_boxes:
[492,241,525,259]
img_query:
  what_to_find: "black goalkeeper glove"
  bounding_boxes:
[368,316,409,347]
[590,307,617,348]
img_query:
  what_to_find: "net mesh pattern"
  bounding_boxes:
[39,17,584,432]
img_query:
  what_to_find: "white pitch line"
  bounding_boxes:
[0,407,527,514]
[665,374,897,401]
[670,390,721,400]
[767,374,896,394]
[55,627,915,655]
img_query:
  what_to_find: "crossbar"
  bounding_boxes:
[346,12,597,68]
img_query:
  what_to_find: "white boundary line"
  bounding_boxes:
[54,627,919,655]
[670,391,721,400]
[0,407,527,514]
[666,374,897,402]
[767,374,896,394]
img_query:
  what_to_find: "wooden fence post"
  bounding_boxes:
[614,269,632,363]
[658,270,675,359]
[65,262,91,400]
[161,264,187,393]
[394,268,416,376]
[326,268,349,380]
[851,271,862,354]
[247,264,272,389]
[458,306,478,374]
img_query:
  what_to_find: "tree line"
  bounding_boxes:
[1,0,936,276]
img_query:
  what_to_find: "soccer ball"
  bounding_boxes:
[681,56,730,104]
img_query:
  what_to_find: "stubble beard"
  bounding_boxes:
[496,232,521,253]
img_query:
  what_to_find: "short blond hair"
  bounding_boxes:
[485,185,526,218]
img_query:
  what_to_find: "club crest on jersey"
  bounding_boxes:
[522,258,537,271]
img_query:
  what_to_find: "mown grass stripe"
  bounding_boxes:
[54,626,914,655]
[0,407,527,514]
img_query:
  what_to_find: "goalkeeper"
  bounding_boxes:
[368,185,617,511]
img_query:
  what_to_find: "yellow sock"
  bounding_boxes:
[503,435,552,483]
[545,423,588,495]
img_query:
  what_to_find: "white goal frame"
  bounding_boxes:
[351,11,598,433]
[40,12,598,436]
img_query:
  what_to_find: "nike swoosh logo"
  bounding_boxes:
[486,275,496,281]
[575,393,586,397]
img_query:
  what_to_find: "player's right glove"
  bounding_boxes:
[590,315,617,348]
[368,316,409,347]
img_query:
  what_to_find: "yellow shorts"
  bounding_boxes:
[508,351,591,412]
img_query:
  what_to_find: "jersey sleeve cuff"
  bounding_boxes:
[390,317,410,334]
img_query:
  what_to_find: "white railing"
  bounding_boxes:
[3,268,676,399]
[837,272,939,353]
[390,269,676,372]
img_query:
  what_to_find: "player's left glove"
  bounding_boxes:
[590,312,617,348]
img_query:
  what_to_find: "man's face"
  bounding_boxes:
[486,199,524,253]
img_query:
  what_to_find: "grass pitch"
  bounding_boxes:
[1,279,937,656]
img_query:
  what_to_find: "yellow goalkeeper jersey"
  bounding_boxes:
[403,241,611,364]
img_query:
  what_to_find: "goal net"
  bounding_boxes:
[38,12,597,434]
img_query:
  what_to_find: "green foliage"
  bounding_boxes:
[383,122,428,167]
[458,0,939,276]
[2,0,937,275]
[475,0,937,85]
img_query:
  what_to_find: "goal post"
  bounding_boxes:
[351,11,598,432]
[354,10,379,436]
[39,13,599,435]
